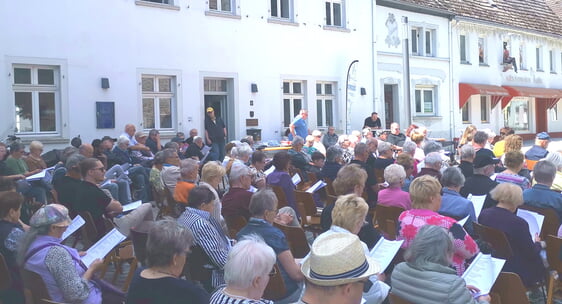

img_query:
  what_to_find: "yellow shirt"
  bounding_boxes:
[493,140,506,157]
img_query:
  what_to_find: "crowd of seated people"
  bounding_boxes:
[3,122,562,304]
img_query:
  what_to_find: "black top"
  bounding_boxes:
[475,148,495,159]
[75,181,111,239]
[320,161,342,181]
[184,144,204,160]
[53,175,82,213]
[145,138,162,155]
[363,117,381,129]
[460,174,498,209]
[373,157,394,170]
[126,269,210,304]
[205,117,226,143]
[458,161,474,179]
[387,133,406,147]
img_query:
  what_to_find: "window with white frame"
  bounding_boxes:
[536,46,543,71]
[461,102,470,123]
[325,0,344,27]
[460,35,469,63]
[414,86,436,115]
[270,0,292,19]
[141,75,175,130]
[140,0,173,4]
[519,43,526,70]
[478,37,487,64]
[12,65,60,134]
[316,82,335,127]
[283,80,305,127]
[411,26,435,57]
[209,0,233,13]
[550,50,555,72]
[480,96,489,123]
[550,106,558,121]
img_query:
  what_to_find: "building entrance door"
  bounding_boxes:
[384,84,398,129]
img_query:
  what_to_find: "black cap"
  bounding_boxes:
[101,136,117,142]
[473,155,500,168]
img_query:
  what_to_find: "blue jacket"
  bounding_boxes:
[439,188,477,235]
[523,183,562,221]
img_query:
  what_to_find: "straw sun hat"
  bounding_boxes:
[301,232,381,286]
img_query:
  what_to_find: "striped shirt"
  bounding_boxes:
[178,207,231,288]
[210,288,273,304]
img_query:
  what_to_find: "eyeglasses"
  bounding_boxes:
[53,225,69,229]
[93,167,106,172]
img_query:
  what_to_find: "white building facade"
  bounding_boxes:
[1,0,376,148]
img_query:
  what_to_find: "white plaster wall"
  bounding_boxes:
[0,0,375,148]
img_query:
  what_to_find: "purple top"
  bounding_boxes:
[266,170,299,217]
[378,187,412,210]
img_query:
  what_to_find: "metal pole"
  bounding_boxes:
[402,16,411,126]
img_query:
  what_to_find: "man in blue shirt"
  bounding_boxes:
[525,132,550,161]
[523,160,562,221]
[289,109,308,140]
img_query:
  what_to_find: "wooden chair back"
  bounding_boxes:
[164,187,181,218]
[130,227,149,266]
[224,215,248,239]
[294,191,318,217]
[307,172,318,185]
[389,292,414,304]
[519,205,560,239]
[151,185,169,218]
[0,253,11,291]
[324,178,335,196]
[21,268,53,303]
[473,222,513,259]
[183,246,213,283]
[262,264,287,301]
[546,235,562,275]
[374,204,405,240]
[271,185,289,209]
[78,211,100,249]
[490,272,530,304]
[273,222,310,258]
[374,168,385,184]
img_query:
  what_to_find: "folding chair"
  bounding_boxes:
[262,264,287,301]
[0,253,11,292]
[519,205,560,239]
[490,272,530,304]
[130,227,149,266]
[271,185,289,209]
[374,204,405,240]
[473,222,513,259]
[273,222,310,259]
[294,190,323,235]
[546,235,562,304]
[21,268,64,304]
[224,215,248,239]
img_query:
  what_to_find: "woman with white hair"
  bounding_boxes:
[439,167,476,235]
[378,164,411,210]
[127,220,210,303]
[24,140,47,172]
[392,225,491,304]
[544,151,562,191]
[210,235,276,304]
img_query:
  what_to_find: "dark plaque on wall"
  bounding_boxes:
[96,102,115,129]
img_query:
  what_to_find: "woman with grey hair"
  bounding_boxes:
[320,146,343,180]
[392,225,491,304]
[127,219,210,303]
[378,164,411,209]
[439,167,476,235]
[545,151,562,191]
[237,189,304,304]
[210,235,276,304]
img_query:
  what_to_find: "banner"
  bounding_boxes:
[346,60,359,134]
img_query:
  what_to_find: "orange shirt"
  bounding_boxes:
[174,180,196,205]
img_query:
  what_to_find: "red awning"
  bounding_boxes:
[459,83,510,109]
[501,86,562,109]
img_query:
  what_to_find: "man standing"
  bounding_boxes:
[363,112,382,129]
[205,107,227,162]
[289,109,309,140]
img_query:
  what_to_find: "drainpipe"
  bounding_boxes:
[402,16,411,126]
[371,0,377,125]
[449,18,455,141]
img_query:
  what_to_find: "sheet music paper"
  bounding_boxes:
[248,185,258,193]
[461,253,506,295]
[26,169,47,181]
[516,209,544,240]
[61,215,85,241]
[291,174,301,186]
[100,179,112,188]
[457,215,470,227]
[468,194,486,218]
[81,228,126,267]
[369,238,404,272]
[306,180,327,193]
[122,200,142,213]
[264,166,275,176]
[199,146,212,163]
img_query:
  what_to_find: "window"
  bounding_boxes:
[461,102,470,123]
[519,44,526,70]
[478,38,485,64]
[316,82,335,127]
[503,99,529,131]
[411,26,435,57]
[209,0,233,12]
[283,80,305,127]
[414,86,436,115]
[536,46,543,71]
[480,96,489,123]
[141,0,171,3]
[12,65,60,134]
[271,0,292,19]
[550,106,558,121]
[142,75,175,130]
[550,50,555,72]
[325,1,343,27]
[459,35,469,63]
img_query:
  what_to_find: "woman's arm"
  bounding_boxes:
[449,223,479,259]
[278,250,304,282]
[44,246,93,302]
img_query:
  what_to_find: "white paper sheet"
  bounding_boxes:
[461,253,506,295]
[122,200,142,213]
[517,209,545,240]
[306,180,327,193]
[248,185,258,193]
[292,174,301,185]
[26,169,47,181]
[457,215,470,227]
[100,179,112,188]
[81,228,127,267]
[61,215,85,241]
[468,194,486,218]
[264,166,276,177]
[369,238,404,272]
